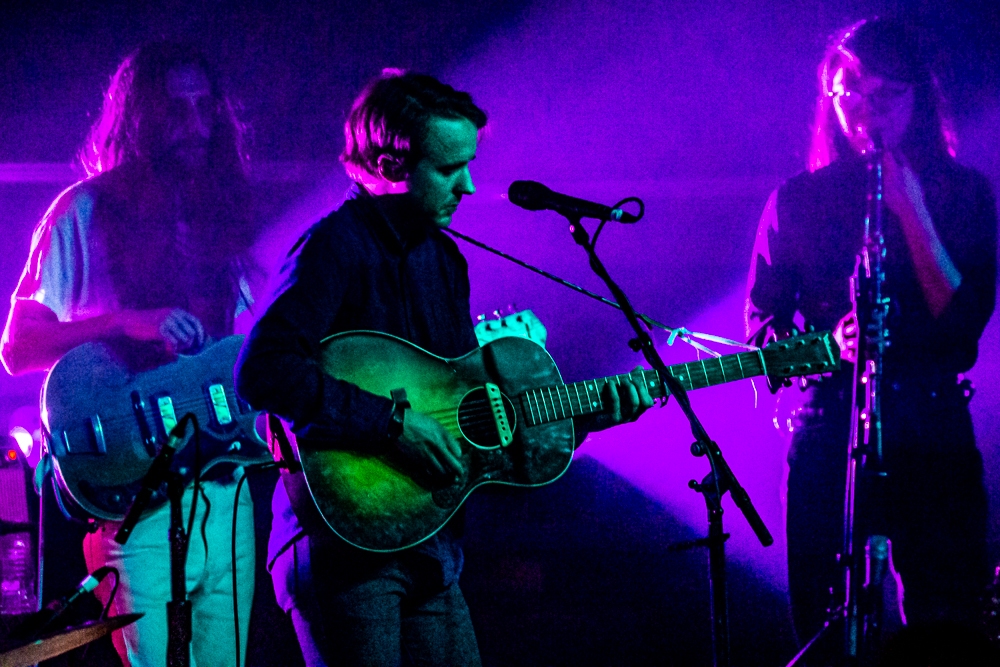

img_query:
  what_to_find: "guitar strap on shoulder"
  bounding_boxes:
[267,413,302,473]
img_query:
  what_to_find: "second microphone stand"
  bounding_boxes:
[562,214,773,667]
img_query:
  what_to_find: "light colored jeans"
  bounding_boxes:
[83,477,255,667]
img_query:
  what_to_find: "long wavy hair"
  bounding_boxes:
[807,18,956,174]
[80,41,248,177]
[79,41,259,336]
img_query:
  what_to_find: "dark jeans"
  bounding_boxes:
[786,380,989,655]
[271,535,481,667]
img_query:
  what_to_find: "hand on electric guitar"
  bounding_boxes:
[395,408,465,483]
[116,308,207,354]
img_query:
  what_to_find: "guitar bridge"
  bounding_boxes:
[485,383,513,447]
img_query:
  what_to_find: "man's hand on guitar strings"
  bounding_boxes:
[587,366,655,433]
[396,409,464,484]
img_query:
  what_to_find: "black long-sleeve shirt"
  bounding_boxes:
[235,185,478,570]
[236,187,478,441]
[747,154,997,382]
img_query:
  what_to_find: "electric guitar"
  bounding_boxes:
[295,329,840,552]
[41,335,270,521]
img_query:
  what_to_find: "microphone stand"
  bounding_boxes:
[843,139,891,665]
[786,141,890,667]
[115,415,197,667]
[561,214,773,667]
[165,471,191,667]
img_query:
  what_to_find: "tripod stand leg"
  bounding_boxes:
[786,611,841,667]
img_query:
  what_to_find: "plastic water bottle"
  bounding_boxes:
[0,532,37,615]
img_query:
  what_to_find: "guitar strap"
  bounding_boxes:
[266,413,301,473]
[266,414,331,535]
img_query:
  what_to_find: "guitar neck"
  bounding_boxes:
[518,349,767,427]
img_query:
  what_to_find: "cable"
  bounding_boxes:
[183,414,203,567]
[591,196,644,248]
[102,567,120,621]
[79,566,120,664]
[198,487,212,560]
[232,469,249,667]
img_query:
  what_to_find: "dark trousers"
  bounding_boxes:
[271,535,481,667]
[786,381,989,654]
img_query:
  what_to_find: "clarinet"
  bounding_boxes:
[842,137,893,661]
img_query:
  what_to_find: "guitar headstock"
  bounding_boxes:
[474,308,548,348]
[762,331,841,378]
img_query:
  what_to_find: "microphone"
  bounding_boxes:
[115,417,190,545]
[508,180,639,223]
[12,567,115,640]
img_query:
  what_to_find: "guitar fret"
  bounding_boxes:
[736,353,745,377]
[587,381,601,412]
[574,384,583,415]
[565,387,575,417]
[539,389,551,422]
[547,386,561,420]
[644,370,658,397]
[676,363,693,390]
[708,358,727,385]
[654,371,669,397]
[525,392,537,426]
[718,357,733,379]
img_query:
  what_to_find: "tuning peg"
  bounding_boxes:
[476,313,486,322]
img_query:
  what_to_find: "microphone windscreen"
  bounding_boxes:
[508,181,551,211]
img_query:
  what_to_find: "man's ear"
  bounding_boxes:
[377,154,407,183]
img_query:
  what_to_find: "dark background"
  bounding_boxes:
[1,0,998,664]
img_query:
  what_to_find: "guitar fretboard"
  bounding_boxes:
[518,349,766,427]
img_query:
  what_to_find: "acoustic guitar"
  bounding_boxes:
[296,329,840,552]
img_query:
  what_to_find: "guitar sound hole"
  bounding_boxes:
[457,388,516,449]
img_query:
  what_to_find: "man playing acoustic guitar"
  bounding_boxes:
[1,42,259,667]
[234,70,654,666]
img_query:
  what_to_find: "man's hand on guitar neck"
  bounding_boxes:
[396,409,464,483]
[581,366,655,434]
